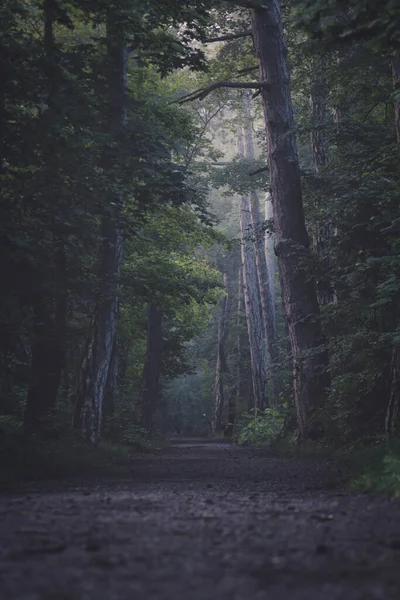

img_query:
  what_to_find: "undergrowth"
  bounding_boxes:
[348,443,400,497]
[234,409,400,496]
[274,434,400,496]
[235,407,286,446]
[0,415,148,484]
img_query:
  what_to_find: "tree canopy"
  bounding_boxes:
[1,0,399,471]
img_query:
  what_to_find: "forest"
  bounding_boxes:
[1,0,400,489]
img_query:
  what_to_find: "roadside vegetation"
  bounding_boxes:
[1,1,399,493]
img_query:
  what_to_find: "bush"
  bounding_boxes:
[102,416,151,448]
[351,451,400,496]
[235,407,286,446]
[0,416,134,484]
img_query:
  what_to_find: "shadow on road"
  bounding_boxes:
[1,439,400,600]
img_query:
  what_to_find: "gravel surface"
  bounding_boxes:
[1,440,400,599]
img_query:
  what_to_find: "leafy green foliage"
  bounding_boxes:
[2,0,400,463]
[295,0,400,47]
[211,158,268,196]
[0,0,227,451]
[351,451,400,496]
[235,408,286,446]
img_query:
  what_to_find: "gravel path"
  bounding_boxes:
[1,440,400,599]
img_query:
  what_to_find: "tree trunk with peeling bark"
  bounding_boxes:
[213,273,231,433]
[73,11,126,442]
[251,1,329,438]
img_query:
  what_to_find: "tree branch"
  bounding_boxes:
[183,104,226,171]
[236,66,259,77]
[203,30,252,43]
[249,165,268,176]
[175,81,269,104]
[362,101,382,121]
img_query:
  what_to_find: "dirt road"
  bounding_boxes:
[1,440,400,599]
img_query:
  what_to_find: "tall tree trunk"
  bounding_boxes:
[265,192,277,320]
[213,273,231,433]
[237,127,268,412]
[385,44,400,437]
[251,1,329,438]
[309,56,334,306]
[73,11,126,442]
[241,201,267,413]
[392,43,400,143]
[227,265,245,435]
[309,57,329,172]
[249,188,281,404]
[242,99,280,402]
[73,221,122,441]
[0,13,6,174]
[140,304,163,437]
[247,375,254,412]
[24,276,66,429]
[103,340,118,423]
[24,1,67,430]
[386,342,400,437]
[237,265,245,400]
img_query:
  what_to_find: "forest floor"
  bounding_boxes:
[1,439,400,600]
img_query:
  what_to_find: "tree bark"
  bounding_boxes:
[73,10,126,442]
[309,57,329,172]
[73,220,123,442]
[24,1,67,430]
[242,98,280,402]
[385,44,400,436]
[265,191,276,320]
[140,304,163,437]
[386,343,400,437]
[249,188,281,404]
[251,1,329,438]
[103,339,118,423]
[237,126,267,412]
[237,265,245,403]
[240,202,267,413]
[392,44,400,143]
[226,267,244,436]
[24,272,66,429]
[309,56,335,306]
[213,273,231,433]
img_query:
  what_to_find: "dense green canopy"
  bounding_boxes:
[0,1,399,480]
